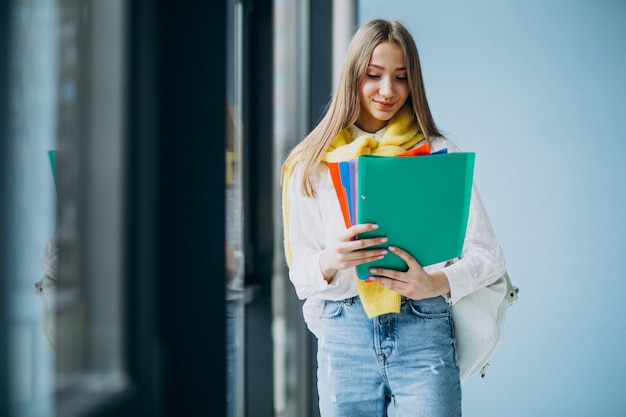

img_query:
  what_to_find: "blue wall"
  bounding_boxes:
[359,1,626,415]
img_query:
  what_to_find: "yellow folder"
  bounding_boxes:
[355,152,475,278]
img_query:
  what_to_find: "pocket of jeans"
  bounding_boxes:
[321,300,344,319]
[408,296,450,319]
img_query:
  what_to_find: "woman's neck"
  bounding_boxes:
[354,121,387,134]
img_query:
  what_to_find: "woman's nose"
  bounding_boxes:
[379,77,393,96]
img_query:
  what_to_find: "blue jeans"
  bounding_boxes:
[317,296,461,417]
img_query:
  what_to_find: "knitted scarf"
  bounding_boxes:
[283,105,425,318]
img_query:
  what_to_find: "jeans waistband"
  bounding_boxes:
[343,295,411,305]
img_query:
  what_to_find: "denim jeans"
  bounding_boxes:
[316,295,461,417]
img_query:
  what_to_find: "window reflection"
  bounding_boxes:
[226,1,245,416]
[7,0,247,415]
[6,1,57,416]
[8,0,128,415]
[54,0,129,401]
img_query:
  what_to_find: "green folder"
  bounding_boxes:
[355,152,475,278]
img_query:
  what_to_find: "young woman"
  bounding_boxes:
[281,19,505,416]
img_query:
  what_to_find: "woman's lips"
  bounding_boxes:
[374,100,395,110]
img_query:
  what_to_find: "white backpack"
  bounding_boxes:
[451,271,519,382]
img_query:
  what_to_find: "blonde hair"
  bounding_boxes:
[281,19,442,197]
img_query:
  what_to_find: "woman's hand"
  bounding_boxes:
[367,245,451,301]
[319,223,388,282]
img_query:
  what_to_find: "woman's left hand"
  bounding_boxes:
[367,245,451,300]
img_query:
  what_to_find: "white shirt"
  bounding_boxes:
[286,128,506,337]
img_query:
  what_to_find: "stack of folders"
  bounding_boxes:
[328,144,475,280]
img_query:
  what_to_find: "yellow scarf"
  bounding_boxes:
[282,105,425,318]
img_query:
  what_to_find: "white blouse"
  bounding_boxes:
[286,127,506,337]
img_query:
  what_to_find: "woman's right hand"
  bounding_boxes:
[318,223,388,282]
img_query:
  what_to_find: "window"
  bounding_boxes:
[4,1,132,415]
[1,1,243,416]
[4,1,58,416]
[226,1,245,416]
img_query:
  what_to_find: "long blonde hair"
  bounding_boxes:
[281,19,442,197]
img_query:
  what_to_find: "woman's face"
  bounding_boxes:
[357,41,410,133]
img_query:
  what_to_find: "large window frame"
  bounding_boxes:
[1,1,232,416]
[0,0,283,415]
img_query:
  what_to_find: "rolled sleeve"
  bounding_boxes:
[443,183,506,305]
[286,165,356,301]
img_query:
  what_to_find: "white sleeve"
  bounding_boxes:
[285,164,355,301]
[443,183,506,304]
[430,138,506,304]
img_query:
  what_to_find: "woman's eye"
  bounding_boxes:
[366,74,381,79]
[395,76,408,81]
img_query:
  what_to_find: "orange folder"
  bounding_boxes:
[396,140,430,156]
[328,162,352,229]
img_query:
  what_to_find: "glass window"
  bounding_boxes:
[6,1,58,416]
[5,1,129,415]
[226,1,245,416]
[54,1,129,409]
[5,1,243,415]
